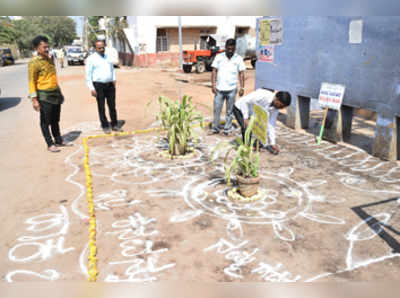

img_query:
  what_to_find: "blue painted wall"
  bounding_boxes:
[255,17,400,117]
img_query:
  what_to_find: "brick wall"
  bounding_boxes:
[133,52,180,67]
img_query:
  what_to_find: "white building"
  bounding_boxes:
[115,16,260,66]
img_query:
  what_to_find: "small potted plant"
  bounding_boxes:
[212,116,260,197]
[157,95,203,158]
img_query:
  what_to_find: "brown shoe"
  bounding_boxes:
[48,145,61,153]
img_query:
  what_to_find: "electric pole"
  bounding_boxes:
[178,16,183,70]
[83,16,88,50]
[104,16,109,46]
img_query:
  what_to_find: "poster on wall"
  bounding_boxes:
[259,18,283,46]
[258,45,274,63]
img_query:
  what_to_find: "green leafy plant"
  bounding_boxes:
[157,95,203,157]
[212,115,259,185]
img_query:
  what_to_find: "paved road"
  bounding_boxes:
[0,61,33,216]
[0,61,29,143]
[0,62,31,156]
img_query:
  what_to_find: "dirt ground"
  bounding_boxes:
[2,63,400,282]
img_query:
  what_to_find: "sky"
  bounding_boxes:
[70,16,83,37]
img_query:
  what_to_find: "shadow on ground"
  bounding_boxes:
[299,111,377,156]
[62,131,81,143]
[0,97,21,112]
[352,197,400,253]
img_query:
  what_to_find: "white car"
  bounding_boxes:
[66,47,86,65]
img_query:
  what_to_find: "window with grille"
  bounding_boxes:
[156,29,168,52]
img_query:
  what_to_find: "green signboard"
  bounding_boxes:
[252,105,269,145]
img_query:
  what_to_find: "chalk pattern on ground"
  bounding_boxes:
[5,122,400,282]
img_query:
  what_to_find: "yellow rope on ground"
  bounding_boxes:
[82,136,98,282]
[83,123,209,281]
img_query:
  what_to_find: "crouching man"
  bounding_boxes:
[233,88,291,155]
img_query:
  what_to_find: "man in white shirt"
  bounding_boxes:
[85,40,122,133]
[234,88,291,155]
[210,38,246,135]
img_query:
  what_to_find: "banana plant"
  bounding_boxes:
[211,115,259,185]
[157,95,203,157]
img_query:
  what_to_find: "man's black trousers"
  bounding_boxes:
[233,106,263,147]
[93,82,117,128]
[39,100,62,147]
[233,106,246,142]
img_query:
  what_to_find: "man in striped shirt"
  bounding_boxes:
[28,35,69,152]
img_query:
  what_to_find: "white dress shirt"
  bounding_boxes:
[85,52,116,91]
[235,89,279,145]
[211,52,246,91]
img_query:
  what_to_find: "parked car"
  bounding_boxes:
[0,48,15,66]
[66,46,86,65]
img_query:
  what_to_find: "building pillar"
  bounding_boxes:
[341,105,354,142]
[372,114,399,161]
[286,95,310,130]
[321,106,353,144]
[322,109,343,143]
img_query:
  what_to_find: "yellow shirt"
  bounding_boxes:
[28,55,59,98]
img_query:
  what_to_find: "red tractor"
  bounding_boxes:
[182,34,257,73]
[182,35,223,73]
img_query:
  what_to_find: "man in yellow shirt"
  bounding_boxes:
[28,35,69,152]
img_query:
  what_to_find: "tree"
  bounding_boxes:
[23,16,77,47]
[0,17,17,45]
[110,17,130,64]
[10,17,77,56]
[45,16,77,47]
[87,16,102,48]
[12,18,42,56]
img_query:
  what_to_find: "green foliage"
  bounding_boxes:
[156,95,203,157]
[0,17,17,44]
[212,116,260,185]
[2,17,77,56]
[12,18,41,53]
[88,16,102,47]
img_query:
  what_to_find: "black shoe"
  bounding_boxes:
[207,130,219,136]
[112,126,123,132]
[265,145,279,155]
[223,130,233,136]
[103,127,111,134]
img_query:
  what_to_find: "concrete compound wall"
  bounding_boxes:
[255,16,400,160]
[126,16,260,55]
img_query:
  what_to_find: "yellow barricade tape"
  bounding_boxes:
[82,123,209,282]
